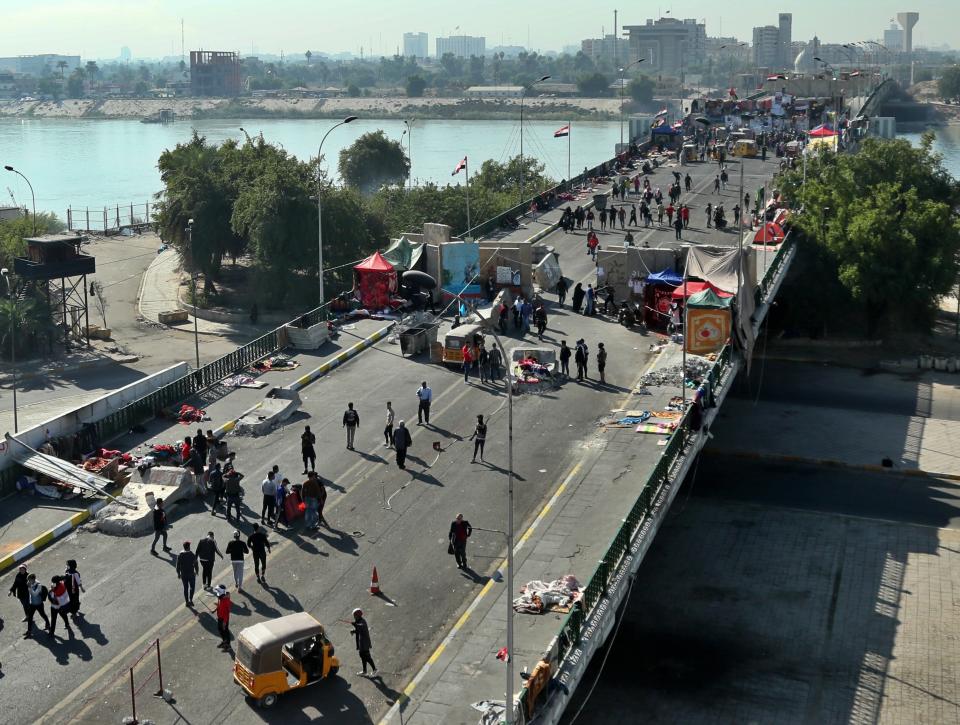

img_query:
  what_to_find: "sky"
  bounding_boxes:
[2,0,957,60]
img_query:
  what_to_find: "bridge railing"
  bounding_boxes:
[519,234,794,721]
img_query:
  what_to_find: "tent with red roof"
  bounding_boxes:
[353,251,397,309]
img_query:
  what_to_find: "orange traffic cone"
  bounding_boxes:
[370,566,381,595]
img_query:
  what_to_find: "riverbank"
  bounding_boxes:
[0,95,626,121]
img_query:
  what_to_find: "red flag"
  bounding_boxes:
[728,87,738,99]
[553,124,570,138]
[655,108,668,117]
[496,647,509,662]
[452,156,467,176]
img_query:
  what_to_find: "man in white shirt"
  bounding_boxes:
[416,381,432,426]
[384,401,395,448]
[261,472,278,526]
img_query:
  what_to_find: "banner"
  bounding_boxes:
[440,242,482,298]
[685,308,731,355]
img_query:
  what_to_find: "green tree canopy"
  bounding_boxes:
[577,72,611,97]
[406,74,427,97]
[471,156,555,197]
[628,75,655,104]
[780,133,960,336]
[338,130,410,194]
[939,65,960,103]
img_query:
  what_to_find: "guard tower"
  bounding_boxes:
[13,233,95,351]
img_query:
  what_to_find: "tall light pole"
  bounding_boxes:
[316,116,358,306]
[618,58,646,146]
[519,75,551,206]
[1,268,18,433]
[186,219,200,368]
[4,166,36,235]
[404,118,414,190]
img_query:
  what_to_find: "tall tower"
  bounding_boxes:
[778,13,793,69]
[895,12,919,53]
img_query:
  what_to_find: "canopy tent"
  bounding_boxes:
[353,251,397,310]
[753,222,786,245]
[646,268,682,286]
[808,124,837,137]
[672,280,734,299]
[687,287,733,309]
[651,125,682,136]
[382,236,423,272]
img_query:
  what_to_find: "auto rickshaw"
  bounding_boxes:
[440,323,484,365]
[732,139,758,158]
[234,612,340,708]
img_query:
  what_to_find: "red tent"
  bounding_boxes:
[353,252,397,309]
[753,222,786,245]
[808,124,837,138]
[671,280,734,299]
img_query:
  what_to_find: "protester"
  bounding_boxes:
[247,524,272,584]
[64,559,84,619]
[597,343,608,384]
[8,564,29,620]
[559,340,571,378]
[471,415,487,463]
[150,498,170,555]
[488,344,502,382]
[351,608,377,677]
[24,574,50,639]
[449,513,473,570]
[224,466,243,522]
[394,421,413,470]
[343,402,360,450]
[556,276,567,306]
[196,531,223,590]
[303,472,322,530]
[461,341,475,382]
[572,283,585,313]
[176,541,199,607]
[214,585,231,648]
[301,426,316,474]
[384,401,395,447]
[225,531,249,591]
[47,576,71,637]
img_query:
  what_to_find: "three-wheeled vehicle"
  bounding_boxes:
[731,139,758,158]
[234,612,340,708]
[441,323,484,365]
[680,144,698,163]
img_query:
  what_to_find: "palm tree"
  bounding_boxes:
[56,60,67,79]
[305,50,312,66]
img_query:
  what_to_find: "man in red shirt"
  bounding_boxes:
[215,584,231,648]
[461,342,475,383]
[448,513,473,570]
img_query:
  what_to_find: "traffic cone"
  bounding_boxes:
[370,566,381,595]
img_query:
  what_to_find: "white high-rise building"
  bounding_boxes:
[883,22,904,52]
[435,35,486,59]
[403,32,428,59]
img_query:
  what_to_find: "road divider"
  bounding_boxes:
[705,448,960,481]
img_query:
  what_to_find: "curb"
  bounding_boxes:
[0,500,109,577]
[705,448,960,482]
[0,323,394,576]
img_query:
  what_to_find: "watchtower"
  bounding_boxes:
[13,233,96,350]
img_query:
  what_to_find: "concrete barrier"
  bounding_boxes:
[94,466,196,536]
[234,388,302,436]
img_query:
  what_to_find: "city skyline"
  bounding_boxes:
[3,0,956,59]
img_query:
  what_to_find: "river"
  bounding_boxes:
[898,124,960,179]
[0,118,620,217]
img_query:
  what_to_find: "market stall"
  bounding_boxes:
[685,287,733,355]
[353,251,398,310]
[644,268,682,330]
[753,221,786,245]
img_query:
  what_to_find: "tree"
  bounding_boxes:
[939,65,960,103]
[472,156,554,196]
[406,74,427,97]
[66,69,85,98]
[347,83,361,97]
[440,53,464,78]
[338,131,410,194]
[56,60,67,79]
[576,72,611,97]
[85,60,99,79]
[628,75,655,104]
[133,80,150,96]
[780,134,960,336]
[305,50,313,66]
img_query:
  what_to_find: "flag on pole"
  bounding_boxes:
[655,108,668,117]
[553,124,570,138]
[728,87,738,99]
[452,156,467,176]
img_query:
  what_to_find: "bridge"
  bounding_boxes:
[0,105,847,723]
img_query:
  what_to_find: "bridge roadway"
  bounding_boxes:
[0,151,785,724]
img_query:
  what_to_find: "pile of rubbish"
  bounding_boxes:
[513,575,581,614]
[638,356,712,388]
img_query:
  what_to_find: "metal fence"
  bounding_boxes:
[67,202,154,234]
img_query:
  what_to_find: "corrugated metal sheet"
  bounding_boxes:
[12,447,113,491]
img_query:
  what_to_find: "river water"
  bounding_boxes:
[897,124,960,179]
[0,117,620,217]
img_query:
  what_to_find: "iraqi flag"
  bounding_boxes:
[452,156,467,176]
[655,108,668,117]
[554,124,570,138]
[728,87,738,99]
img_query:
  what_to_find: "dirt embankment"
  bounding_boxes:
[905,81,960,125]
[0,96,625,121]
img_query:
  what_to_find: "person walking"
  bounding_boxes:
[674,215,683,240]
[196,531,223,590]
[47,576,71,637]
[351,608,377,677]
[449,513,473,570]
[489,344,502,382]
[597,342,608,384]
[224,464,244,521]
[599,206,607,231]
[577,339,590,379]
[559,340,571,378]
[343,402,359,450]
[383,401,395,447]
[64,559,85,619]
[586,208,594,229]
[478,344,489,383]
[301,426,316,474]
[618,206,626,229]
[461,341,475,382]
[629,205,638,227]
[470,415,487,463]
[23,574,50,639]
[260,471,278,526]
[275,478,289,529]
[303,472,322,530]
[150,498,170,555]
[247,524,272,584]
[193,427,208,467]
[584,284,596,316]
[705,202,713,228]
[572,283,585,313]
[394,421,412,470]
[8,564,29,621]
[681,204,690,229]
[176,541,199,607]
[685,173,692,192]
[214,585,231,648]
[225,531,249,591]
[414,381,432,426]
[534,305,547,341]
[207,462,225,514]
[555,277,567,306]
[714,175,720,194]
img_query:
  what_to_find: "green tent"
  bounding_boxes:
[382,236,423,272]
[687,287,733,309]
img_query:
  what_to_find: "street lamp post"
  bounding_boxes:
[1,268,18,433]
[186,220,200,368]
[404,118,414,190]
[519,75,551,207]
[316,116,358,306]
[618,58,647,147]
[4,166,36,235]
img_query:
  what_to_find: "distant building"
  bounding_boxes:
[120,46,132,63]
[896,12,919,54]
[0,54,81,76]
[190,50,241,97]
[561,44,581,56]
[436,35,486,59]
[580,35,623,66]
[623,17,706,75]
[403,32,428,59]
[0,72,17,99]
[464,85,523,98]
[753,26,781,69]
[0,206,23,222]
[794,37,821,74]
[883,23,904,52]
[778,14,793,68]
[704,37,751,63]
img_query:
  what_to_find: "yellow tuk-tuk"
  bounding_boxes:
[234,612,340,708]
[680,144,698,163]
[732,139,758,158]
[441,323,484,365]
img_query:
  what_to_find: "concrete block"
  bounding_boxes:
[234,388,301,436]
[284,322,330,350]
[158,310,189,324]
[94,466,197,536]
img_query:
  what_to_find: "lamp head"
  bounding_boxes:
[1,268,8,276]
[343,115,358,123]
[3,165,13,172]
[537,75,551,82]
[187,218,194,226]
